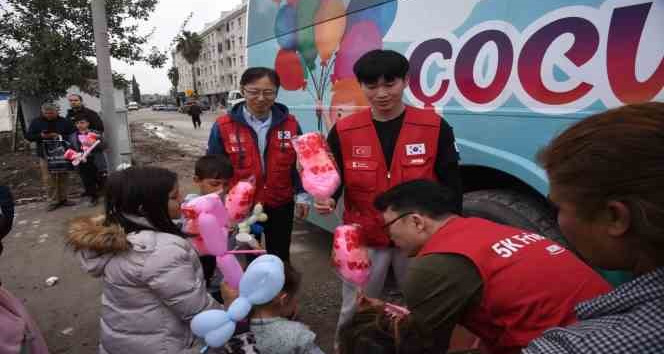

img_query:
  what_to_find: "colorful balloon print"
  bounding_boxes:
[296,0,321,69]
[275,4,298,50]
[274,49,306,90]
[345,0,397,36]
[314,0,347,66]
[332,20,382,82]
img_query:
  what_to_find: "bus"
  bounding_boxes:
[246,0,664,284]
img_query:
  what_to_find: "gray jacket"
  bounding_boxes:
[67,215,221,354]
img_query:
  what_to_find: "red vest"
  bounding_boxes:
[216,114,298,208]
[337,106,441,247]
[419,217,612,354]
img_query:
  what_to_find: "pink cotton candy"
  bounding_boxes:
[225,180,256,222]
[181,193,247,289]
[292,132,341,199]
[63,149,79,161]
[331,225,371,288]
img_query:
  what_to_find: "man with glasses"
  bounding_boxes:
[207,67,310,263]
[373,179,612,354]
[313,50,463,344]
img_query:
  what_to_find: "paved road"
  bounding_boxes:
[1,108,341,353]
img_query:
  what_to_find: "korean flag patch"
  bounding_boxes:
[406,143,426,156]
[278,131,292,140]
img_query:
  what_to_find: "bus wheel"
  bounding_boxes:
[462,189,571,249]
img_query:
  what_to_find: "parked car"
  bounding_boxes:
[164,104,178,112]
[226,90,244,109]
[127,102,139,111]
[152,104,165,111]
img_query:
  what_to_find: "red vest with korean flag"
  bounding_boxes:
[337,106,441,247]
[418,217,612,354]
[216,114,298,208]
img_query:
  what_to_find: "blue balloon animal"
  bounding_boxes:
[191,254,285,350]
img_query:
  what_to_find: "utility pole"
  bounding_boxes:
[91,0,132,170]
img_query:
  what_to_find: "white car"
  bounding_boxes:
[127,102,139,111]
[226,90,244,109]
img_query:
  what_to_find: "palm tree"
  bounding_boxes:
[175,31,203,98]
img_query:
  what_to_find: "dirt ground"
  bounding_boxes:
[1,121,342,353]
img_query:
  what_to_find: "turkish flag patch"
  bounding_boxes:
[352,146,371,157]
[405,143,426,156]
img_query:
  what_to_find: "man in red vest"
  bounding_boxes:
[314,50,463,341]
[207,67,310,262]
[373,179,612,354]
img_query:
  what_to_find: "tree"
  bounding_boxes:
[131,75,141,103]
[175,31,203,98]
[167,66,179,91]
[0,0,167,100]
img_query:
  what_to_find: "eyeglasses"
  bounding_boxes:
[243,88,276,98]
[382,212,415,230]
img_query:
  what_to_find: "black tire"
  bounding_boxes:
[462,189,571,249]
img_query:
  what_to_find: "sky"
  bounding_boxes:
[112,0,243,95]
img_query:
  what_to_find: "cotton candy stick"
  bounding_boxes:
[225,180,256,222]
[331,224,371,288]
[292,132,340,200]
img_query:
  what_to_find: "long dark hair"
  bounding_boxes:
[104,166,185,237]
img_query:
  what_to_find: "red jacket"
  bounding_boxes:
[337,106,440,247]
[216,110,299,208]
[419,217,612,354]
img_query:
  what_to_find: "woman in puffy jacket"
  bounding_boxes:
[67,167,221,354]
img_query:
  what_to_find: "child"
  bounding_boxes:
[338,296,430,354]
[67,166,221,353]
[68,116,108,206]
[244,263,324,354]
[184,155,235,292]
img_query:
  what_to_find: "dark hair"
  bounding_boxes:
[338,305,429,354]
[538,102,664,257]
[374,180,457,219]
[240,67,280,89]
[195,155,234,180]
[104,166,185,237]
[353,49,410,85]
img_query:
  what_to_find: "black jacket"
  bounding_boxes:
[67,130,108,172]
[25,116,76,158]
[66,106,104,132]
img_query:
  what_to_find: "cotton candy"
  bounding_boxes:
[225,180,256,222]
[292,132,341,199]
[331,224,371,287]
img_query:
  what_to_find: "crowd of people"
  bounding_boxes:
[25,94,108,210]
[1,50,662,353]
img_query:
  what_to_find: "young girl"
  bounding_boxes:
[67,166,221,354]
[221,263,324,354]
[68,116,108,206]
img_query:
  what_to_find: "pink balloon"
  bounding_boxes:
[332,225,371,287]
[225,180,256,222]
[332,21,382,82]
[182,193,230,255]
[217,254,244,290]
[292,133,341,199]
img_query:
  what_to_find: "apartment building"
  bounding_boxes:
[174,0,247,107]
